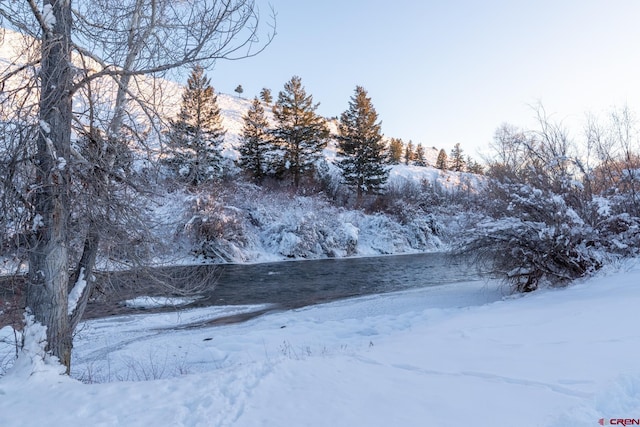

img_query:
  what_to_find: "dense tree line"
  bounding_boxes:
[162,65,484,195]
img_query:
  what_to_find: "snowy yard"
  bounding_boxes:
[1,260,640,426]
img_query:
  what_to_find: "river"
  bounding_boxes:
[84,252,483,320]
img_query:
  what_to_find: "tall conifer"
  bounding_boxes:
[466,155,485,174]
[238,97,272,182]
[166,65,225,186]
[388,138,404,164]
[414,143,427,166]
[450,143,466,172]
[404,141,415,165]
[337,86,389,199]
[260,88,273,104]
[436,148,449,170]
[272,76,329,187]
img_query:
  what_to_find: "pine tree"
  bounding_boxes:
[238,97,272,182]
[165,65,226,186]
[272,76,329,187]
[388,138,404,164]
[466,155,485,174]
[234,84,244,97]
[337,86,389,200]
[436,148,448,170]
[260,88,273,104]
[404,140,415,165]
[414,143,427,166]
[450,142,465,172]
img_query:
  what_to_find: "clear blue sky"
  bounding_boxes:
[207,0,640,158]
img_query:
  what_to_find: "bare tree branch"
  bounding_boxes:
[0,0,275,373]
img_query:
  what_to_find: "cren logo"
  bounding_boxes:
[599,419,640,426]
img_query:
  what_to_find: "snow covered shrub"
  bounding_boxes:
[315,161,351,207]
[182,194,250,261]
[590,196,640,257]
[250,194,359,258]
[462,182,605,292]
[173,179,445,262]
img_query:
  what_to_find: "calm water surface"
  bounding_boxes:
[193,252,481,309]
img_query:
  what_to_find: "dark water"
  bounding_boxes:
[83,252,482,321]
[193,252,479,309]
[1,253,483,326]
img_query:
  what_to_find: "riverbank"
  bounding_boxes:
[1,252,478,328]
[1,259,639,426]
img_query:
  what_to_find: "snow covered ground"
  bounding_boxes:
[2,260,640,426]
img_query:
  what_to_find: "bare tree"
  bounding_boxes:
[0,0,274,372]
[586,106,640,213]
[486,106,578,193]
[528,105,575,191]
[486,123,529,176]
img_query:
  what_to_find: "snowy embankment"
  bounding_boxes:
[158,184,446,265]
[2,261,640,426]
[142,92,476,265]
[142,91,478,264]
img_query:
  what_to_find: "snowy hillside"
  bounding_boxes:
[214,91,470,189]
[0,26,480,268]
[2,258,640,426]
[148,84,480,264]
[0,26,474,190]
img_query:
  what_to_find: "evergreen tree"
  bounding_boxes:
[388,138,404,164]
[260,87,273,104]
[337,86,389,199]
[165,65,226,186]
[450,142,465,172]
[466,155,485,174]
[272,76,329,187]
[404,140,415,165]
[238,97,272,182]
[234,84,244,97]
[436,148,448,170]
[414,143,427,166]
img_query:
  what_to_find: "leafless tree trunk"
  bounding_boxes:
[0,0,274,373]
[25,0,74,371]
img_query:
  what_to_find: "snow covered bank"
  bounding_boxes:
[164,184,446,264]
[2,260,640,426]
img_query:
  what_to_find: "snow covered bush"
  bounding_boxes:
[174,182,444,263]
[590,196,640,257]
[464,175,640,293]
[182,193,251,262]
[467,110,640,292]
[247,193,359,258]
[462,182,606,292]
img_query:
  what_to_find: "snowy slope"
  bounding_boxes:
[214,91,472,190]
[0,26,478,199]
[1,261,640,426]
[0,26,475,190]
